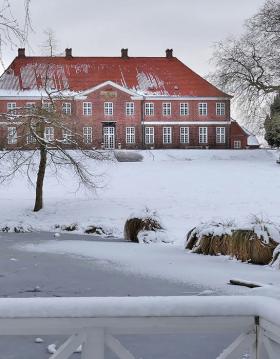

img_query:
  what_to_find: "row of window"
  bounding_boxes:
[145,102,225,116]
[7,126,94,145]
[144,127,226,145]
[6,101,226,117]
[7,126,227,145]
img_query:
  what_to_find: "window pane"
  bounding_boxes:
[163,127,172,144]
[145,127,154,144]
[83,102,92,116]
[199,127,208,143]
[83,127,92,144]
[162,103,171,116]
[180,127,189,143]
[7,127,17,144]
[126,102,134,116]
[62,103,71,115]
[180,103,189,116]
[126,127,135,144]
[104,102,113,115]
[199,103,207,116]
[145,103,154,116]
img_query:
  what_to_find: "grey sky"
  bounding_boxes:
[7,0,265,77]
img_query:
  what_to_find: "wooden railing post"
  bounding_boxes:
[81,329,105,359]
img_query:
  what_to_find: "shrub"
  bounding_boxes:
[185,219,280,265]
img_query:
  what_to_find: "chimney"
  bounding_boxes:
[65,48,73,58]
[121,48,128,59]
[166,49,173,59]
[18,48,26,58]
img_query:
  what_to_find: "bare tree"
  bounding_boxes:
[210,0,280,129]
[0,0,32,68]
[41,28,60,56]
[0,91,109,212]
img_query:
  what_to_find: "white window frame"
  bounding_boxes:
[62,102,72,115]
[25,102,36,113]
[62,129,72,144]
[234,140,241,149]
[83,102,92,116]
[180,103,189,116]
[26,132,36,144]
[199,103,207,116]
[145,127,154,144]
[163,127,172,144]
[7,102,17,114]
[126,127,135,144]
[199,127,208,144]
[125,102,134,116]
[145,103,154,116]
[162,103,171,116]
[42,102,53,112]
[7,127,17,144]
[180,127,189,144]
[44,127,54,142]
[216,127,226,144]
[104,102,113,115]
[83,127,92,144]
[216,102,225,116]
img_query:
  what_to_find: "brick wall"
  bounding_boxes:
[0,85,234,149]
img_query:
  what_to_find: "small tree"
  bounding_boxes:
[264,94,280,147]
[0,95,109,212]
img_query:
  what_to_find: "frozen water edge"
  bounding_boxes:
[19,238,280,297]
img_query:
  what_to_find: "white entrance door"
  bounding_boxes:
[103,127,115,149]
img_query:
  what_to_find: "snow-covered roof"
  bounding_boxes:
[241,126,260,147]
[247,135,260,146]
[0,52,230,98]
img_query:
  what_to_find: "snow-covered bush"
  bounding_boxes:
[185,217,280,265]
[124,208,169,243]
[114,150,143,162]
[84,225,105,235]
[60,223,78,232]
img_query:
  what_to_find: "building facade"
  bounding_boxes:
[0,48,258,150]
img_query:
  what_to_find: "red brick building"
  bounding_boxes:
[0,48,259,150]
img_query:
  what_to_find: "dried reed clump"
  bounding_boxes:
[124,217,163,243]
[186,225,278,265]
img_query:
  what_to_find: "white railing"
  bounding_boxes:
[0,296,279,358]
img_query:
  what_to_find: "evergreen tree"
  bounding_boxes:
[265,94,280,147]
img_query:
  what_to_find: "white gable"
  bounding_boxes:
[81,80,143,98]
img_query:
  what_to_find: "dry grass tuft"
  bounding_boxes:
[124,217,162,243]
[186,225,278,265]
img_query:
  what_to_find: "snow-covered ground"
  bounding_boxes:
[1,149,280,244]
[2,149,280,295]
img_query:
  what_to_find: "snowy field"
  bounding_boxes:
[1,149,280,243]
[2,149,280,295]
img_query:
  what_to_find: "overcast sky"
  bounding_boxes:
[6,0,265,77]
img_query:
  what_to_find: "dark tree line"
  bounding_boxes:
[264,93,280,147]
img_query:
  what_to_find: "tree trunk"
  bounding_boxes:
[33,147,47,212]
